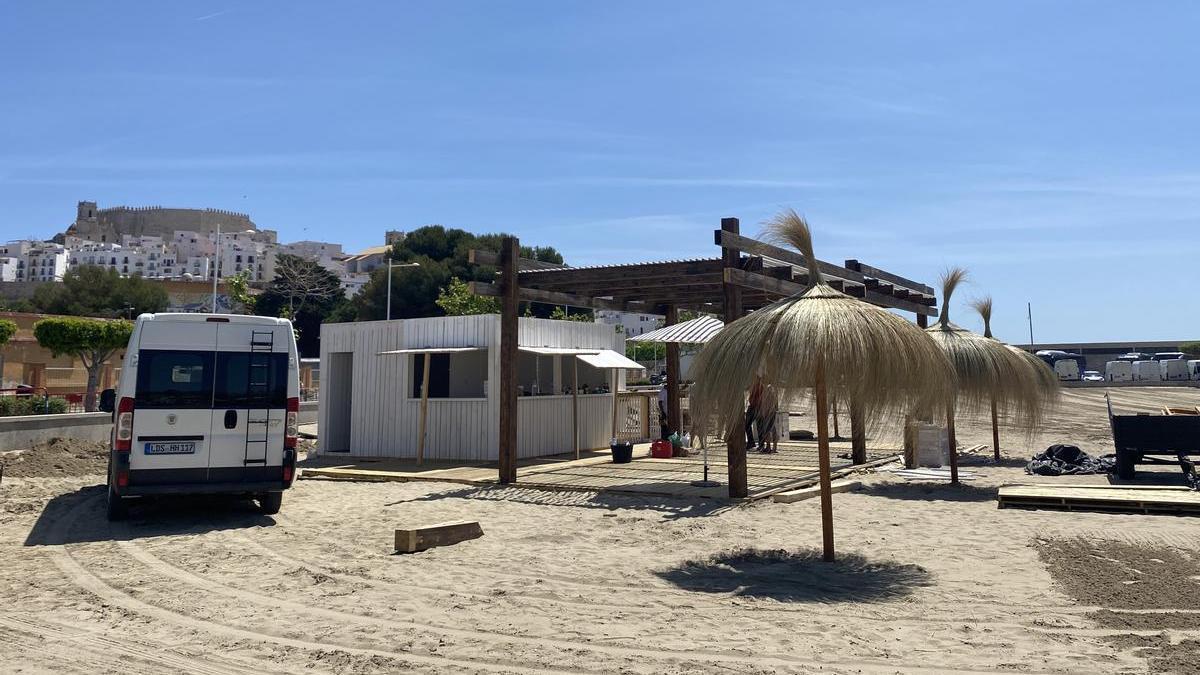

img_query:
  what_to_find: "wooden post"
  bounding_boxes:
[417,352,431,466]
[611,370,619,441]
[664,304,681,436]
[720,217,748,498]
[831,397,840,439]
[849,398,866,465]
[498,236,520,484]
[814,365,835,562]
[572,358,579,460]
[902,415,917,469]
[917,313,929,329]
[990,399,1001,462]
[946,401,959,485]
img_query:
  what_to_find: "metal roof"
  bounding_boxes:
[626,316,724,344]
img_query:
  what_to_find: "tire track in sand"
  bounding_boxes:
[44,495,587,675]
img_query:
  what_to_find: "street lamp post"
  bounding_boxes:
[386,260,420,320]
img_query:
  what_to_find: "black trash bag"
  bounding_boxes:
[1025,444,1116,476]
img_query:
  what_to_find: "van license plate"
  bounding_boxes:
[145,441,196,455]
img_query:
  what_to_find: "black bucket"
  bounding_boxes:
[611,442,633,464]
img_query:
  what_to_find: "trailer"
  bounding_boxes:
[1108,395,1200,482]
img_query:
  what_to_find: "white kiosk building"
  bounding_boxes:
[317,315,643,461]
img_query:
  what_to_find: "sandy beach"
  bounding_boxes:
[2,386,1199,674]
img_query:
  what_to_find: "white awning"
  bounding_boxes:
[519,346,597,356]
[577,349,645,370]
[627,316,724,344]
[377,346,486,355]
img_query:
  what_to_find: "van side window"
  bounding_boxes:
[214,353,289,409]
[135,350,215,408]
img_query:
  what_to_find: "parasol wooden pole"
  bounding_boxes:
[417,353,430,466]
[946,400,959,485]
[990,399,1001,462]
[814,364,835,562]
[572,358,580,460]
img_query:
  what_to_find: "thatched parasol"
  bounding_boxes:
[688,209,955,561]
[969,296,1060,462]
[925,272,1055,483]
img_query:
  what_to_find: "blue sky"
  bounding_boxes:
[2,2,1198,344]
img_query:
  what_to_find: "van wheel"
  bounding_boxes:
[106,481,128,521]
[258,491,283,515]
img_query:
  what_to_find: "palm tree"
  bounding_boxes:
[688,210,954,561]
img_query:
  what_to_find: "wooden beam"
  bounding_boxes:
[720,217,748,499]
[395,520,484,553]
[469,249,565,271]
[715,230,866,286]
[665,304,681,437]
[469,281,643,313]
[724,268,938,317]
[518,258,734,289]
[498,236,519,485]
[844,259,934,296]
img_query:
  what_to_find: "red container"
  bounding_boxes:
[650,440,674,459]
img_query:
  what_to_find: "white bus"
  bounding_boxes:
[102,313,300,520]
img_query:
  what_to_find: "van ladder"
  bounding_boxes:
[244,329,274,465]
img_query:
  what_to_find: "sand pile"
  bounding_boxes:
[0,438,109,478]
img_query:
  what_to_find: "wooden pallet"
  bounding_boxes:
[998,485,1200,515]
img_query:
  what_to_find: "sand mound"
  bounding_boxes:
[0,438,109,478]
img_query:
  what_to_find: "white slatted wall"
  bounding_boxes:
[318,315,629,460]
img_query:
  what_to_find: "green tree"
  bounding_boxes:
[254,255,347,357]
[549,306,592,322]
[33,317,132,411]
[32,266,168,318]
[1182,341,1200,357]
[225,270,256,314]
[436,277,499,316]
[356,225,570,322]
[0,319,16,345]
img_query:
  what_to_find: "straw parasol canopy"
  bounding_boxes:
[969,296,1060,461]
[688,209,955,561]
[925,271,1057,482]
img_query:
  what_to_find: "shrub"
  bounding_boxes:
[0,396,70,416]
[1181,341,1200,357]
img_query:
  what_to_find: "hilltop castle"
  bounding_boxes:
[65,201,258,243]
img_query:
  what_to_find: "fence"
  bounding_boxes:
[614,392,660,443]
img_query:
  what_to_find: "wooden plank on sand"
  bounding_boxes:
[395,520,484,553]
[773,479,862,504]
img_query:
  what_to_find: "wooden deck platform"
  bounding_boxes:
[301,441,901,501]
[998,484,1200,515]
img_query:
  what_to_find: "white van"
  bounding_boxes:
[102,313,300,520]
[1132,361,1162,382]
[1053,359,1080,381]
[1105,360,1132,382]
[1161,359,1190,382]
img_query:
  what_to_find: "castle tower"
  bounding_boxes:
[77,200,98,223]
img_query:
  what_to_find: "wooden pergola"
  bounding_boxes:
[469,217,939,498]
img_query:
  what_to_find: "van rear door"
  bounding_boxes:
[128,321,219,483]
[208,322,290,482]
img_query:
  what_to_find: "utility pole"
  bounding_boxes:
[210,223,221,313]
[385,260,419,320]
[1027,301,1035,350]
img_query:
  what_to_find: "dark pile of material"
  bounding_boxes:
[1026,444,1115,476]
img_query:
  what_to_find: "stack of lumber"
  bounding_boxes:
[998,484,1200,515]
